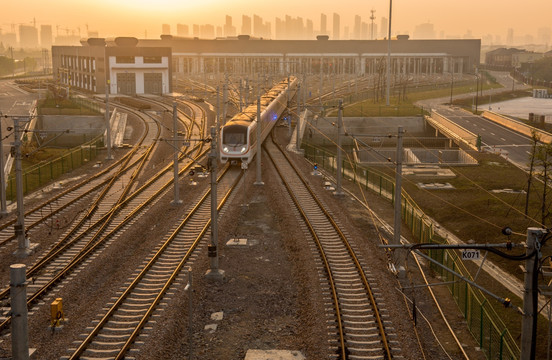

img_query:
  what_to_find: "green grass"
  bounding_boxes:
[38,98,101,116]
[333,75,502,117]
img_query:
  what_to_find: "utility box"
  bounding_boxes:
[50,298,65,327]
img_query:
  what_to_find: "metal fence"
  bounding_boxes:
[6,136,103,200]
[302,142,520,359]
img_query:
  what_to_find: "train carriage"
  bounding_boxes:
[220,76,298,164]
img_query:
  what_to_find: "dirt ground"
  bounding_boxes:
[0,109,487,360]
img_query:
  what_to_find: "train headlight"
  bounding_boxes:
[240,146,247,153]
[223,146,229,153]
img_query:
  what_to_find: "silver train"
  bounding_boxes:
[220,76,298,164]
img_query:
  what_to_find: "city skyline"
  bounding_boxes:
[2,0,552,47]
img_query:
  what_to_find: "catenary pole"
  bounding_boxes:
[171,102,182,205]
[254,94,264,185]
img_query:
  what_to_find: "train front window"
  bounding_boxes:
[223,130,246,146]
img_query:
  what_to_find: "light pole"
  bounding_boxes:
[474,72,479,114]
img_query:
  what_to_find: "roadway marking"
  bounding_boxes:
[490,132,495,136]
[500,138,506,141]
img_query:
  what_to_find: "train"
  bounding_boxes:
[220,76,298,165]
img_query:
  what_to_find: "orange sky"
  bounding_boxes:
[3,0,552,44]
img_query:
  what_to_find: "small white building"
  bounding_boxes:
[52,37,173,95]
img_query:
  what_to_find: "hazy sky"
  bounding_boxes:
[4,0,551,41]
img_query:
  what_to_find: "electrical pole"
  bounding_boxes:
[334,99,344,196]
[254,94,264,186]
[296,83,301,152]
[13,117,35,257]
[393,126,404,248]
[205,126,225,281]
[171,102,182,206]
[10,264,30,360]
[0,114,7,216]
[222,83,228,127]
[386,0,393,106]
[521,228,544,360]
[105,80,113,160]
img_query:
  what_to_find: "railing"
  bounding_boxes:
[302,142,520,359]
[6,136,103,201]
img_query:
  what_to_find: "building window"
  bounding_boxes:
[116,56,135,64]
[144,56,162,64]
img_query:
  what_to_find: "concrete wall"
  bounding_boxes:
[38,115,104,147]
[307,116,425,146]
[482,110,552,143]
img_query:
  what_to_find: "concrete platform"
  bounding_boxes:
[244,349,305,360]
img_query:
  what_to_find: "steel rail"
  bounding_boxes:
[265,136,393,359]
[67,164,240,359]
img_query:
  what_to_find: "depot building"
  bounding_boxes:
[52,35,480,96]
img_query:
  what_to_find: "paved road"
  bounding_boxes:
[435,104,533,169]
[0,79,39,177]
[417,71,535,170]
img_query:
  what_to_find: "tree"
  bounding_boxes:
[0,56,15,76]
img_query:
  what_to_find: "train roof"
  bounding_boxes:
[224,76,296,126]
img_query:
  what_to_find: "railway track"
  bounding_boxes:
[0,97,210,333]
[64,165,243,359]
[265,137,400,360]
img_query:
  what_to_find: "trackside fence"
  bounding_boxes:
[302,142,520,359]
[6,136,103,201]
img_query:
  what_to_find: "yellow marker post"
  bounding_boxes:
[50,298,64,327]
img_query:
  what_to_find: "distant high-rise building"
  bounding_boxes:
[242,15,252,35]
[265,21,272,39]
[320,13,327,35]
[361,22,368,39]
[463,30,474,39]
[413,23,435,39]
[253,14,270,38]
[380,17,388,39]
[162,24,171,35]
[193,24,199,37]
[537,27,551,45]
[507,28,514,45]
[306,19,314,39]
[216,26,223,37]
[177,24,189,37]
[1,32,17,47]
[333,13,340,40]
[224,15,236,37]
[275,17,284,39]
[253,14,263,37]
[19,25,39,48]
[201,24,215,38]
[354,15,361,39]
[40,25,52,48]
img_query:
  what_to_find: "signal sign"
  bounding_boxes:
[461,250,480,261]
